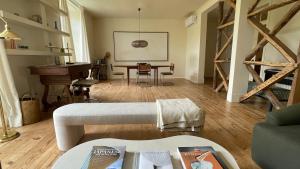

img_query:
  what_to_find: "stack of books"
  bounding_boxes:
[81,146,227,169]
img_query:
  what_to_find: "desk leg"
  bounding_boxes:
[42,85,50,111]
[156,68,158,86]
[127,68,130,85]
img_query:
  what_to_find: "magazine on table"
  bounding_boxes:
[81,146,126,169]
[133,151,174,169]
[177,146,228,169]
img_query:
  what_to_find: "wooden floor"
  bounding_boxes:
[0,79,268,169]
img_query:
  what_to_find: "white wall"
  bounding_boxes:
[184,0,218,84]
[93,18,187,78]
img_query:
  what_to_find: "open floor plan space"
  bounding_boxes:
[0,79,265,169]
[1,0,300,169]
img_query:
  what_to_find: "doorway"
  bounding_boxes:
[204,8,218,84]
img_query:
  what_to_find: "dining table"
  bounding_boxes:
[114,64,171,85]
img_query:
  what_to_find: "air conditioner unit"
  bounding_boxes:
[185,15,197,27]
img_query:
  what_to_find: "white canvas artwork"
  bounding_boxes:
[113,31,169,61]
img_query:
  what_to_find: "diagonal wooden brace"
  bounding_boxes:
[240,66,297,103]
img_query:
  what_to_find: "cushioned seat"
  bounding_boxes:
[252,104,300,169]
[53,102,205,151]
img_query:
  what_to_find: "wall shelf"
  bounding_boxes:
[0,10,70,36]
[6,49,72,56]
[40,0,68,16]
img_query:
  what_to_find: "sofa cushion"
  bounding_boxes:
[252,123,300,169]
[266,103,300,126]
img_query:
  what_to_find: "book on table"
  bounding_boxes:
[133,151,174,169]
[177,146,228,169]
[81,146,126,169]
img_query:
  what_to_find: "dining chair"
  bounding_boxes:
[160,63,175,85]
[136,63,152,85]
[110,64,125,80]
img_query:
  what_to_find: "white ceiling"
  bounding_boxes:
[75,0,207,19]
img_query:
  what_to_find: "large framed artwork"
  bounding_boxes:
[113,31,169,62]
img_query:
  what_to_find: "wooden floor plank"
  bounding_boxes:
[0,79,265,169]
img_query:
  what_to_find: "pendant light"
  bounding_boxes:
[132,8,148,48]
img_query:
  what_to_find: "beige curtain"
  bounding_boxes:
[0,39,22,127]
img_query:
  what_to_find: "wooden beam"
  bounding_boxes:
[221,7,234,24]
[215,34,233,60]
[245,1,300,61]
[249,0,262,13]
[248,0,298,17]
[215,59,231,63]
[244,61,295,67]
[240,66,297,103]
[288,42,300,105]
[218,20,234,29]
[224,0,236,9]
[215,63,229,90]
[213,2,224,89]
[248,18,298,63]
[242,65,283,109]
[215,82,225,92]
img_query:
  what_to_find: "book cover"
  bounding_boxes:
[81,146,126,169]
[138,151,174,169]
[177,146,227,169]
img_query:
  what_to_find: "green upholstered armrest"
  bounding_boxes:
[266,104,300,126]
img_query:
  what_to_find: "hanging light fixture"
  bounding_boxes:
[132,8,148,48]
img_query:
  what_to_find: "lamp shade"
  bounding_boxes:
[0,25,21,40]
[132,40,148,48]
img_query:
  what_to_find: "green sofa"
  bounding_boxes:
[252,104,300,169]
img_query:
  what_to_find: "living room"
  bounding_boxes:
[0,0,300,169]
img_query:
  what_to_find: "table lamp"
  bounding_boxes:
[0,17,21,40]
[0,16,21,143]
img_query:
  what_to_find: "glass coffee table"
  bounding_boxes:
[52,135,239,169]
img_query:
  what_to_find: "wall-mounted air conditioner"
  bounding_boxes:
[185,15,197,27]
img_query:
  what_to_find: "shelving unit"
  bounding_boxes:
[40,0,68,16]
[0,10,70,36]
[1,0,74,58]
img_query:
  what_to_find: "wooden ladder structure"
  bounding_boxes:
[213,0,236,92]
[240,0,300,110]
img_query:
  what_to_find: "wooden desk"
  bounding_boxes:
[114,65,170,85]
[29,63,91,110]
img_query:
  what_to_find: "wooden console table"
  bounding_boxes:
[29,63,91,110]
[114,65,170,85]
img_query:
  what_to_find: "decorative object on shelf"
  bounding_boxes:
[0,16,21,40]
[54,21,58,30]
[29,15,42,24]
[0,15,21,50]
[0,91,20,143]
[131,8,148,48]
[55,56,61,65]
[18,45,29,49]
[65,43,74,64]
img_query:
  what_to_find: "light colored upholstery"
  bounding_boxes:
[54,103,157,151]
[53,102,205,151]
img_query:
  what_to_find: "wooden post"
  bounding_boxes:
[213,2,224,89]
[213,1,236,92]
[288,42,300,105]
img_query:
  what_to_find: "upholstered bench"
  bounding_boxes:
[53,102,205,151]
